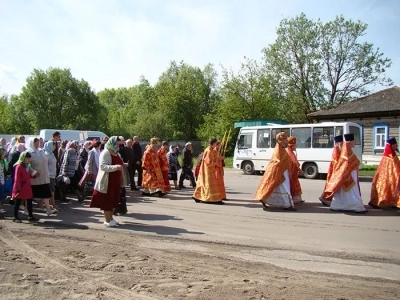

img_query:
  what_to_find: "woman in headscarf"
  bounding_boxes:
[12,151,37,222]
[60,140,84,202]
[90,136,127,227]
[44,141,59,210]
[6,137,16,159]
[85,140,101,178]
[58,140,69,168]
[8,143,26,178]
[9,135,25,157]
[0,146,8,214]
[167,145,180,190]
[79,141,92,170]
[79,140,101,197]
[25,137,57,216]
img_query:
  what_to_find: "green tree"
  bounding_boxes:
[263,13,393,120]
[198,58,279,147]
[263,13,324,120]
[97,87,136,137]
[18,68,104,132]
[321,15,393,105]
[0,95,8,133]
[2,95,35,134]
[154,61,215,140]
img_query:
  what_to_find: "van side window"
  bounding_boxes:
[257,129,270,148]
[238,135,252,149]
[291,128,311,148]
[313,127,334,148]
[271,128,290,148]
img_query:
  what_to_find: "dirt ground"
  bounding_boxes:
[0,221,399,300]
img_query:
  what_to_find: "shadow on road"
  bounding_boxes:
[261,202,399,216]
[117,221,204,236]
[129,212,183,221]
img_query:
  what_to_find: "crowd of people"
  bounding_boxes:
[0,130,398,227]
[0,132,218,227]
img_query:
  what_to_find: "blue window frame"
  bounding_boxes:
[373,122,389,151]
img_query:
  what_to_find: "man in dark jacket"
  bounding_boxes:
[132,136,143,187]
[178,142,196,189]
[124,139,139,191]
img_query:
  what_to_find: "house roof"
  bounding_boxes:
[308,86,400,118]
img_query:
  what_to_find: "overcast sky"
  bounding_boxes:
[0,0,399,96]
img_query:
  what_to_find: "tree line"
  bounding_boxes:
[0,14,393,148]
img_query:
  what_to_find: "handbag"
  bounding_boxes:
[78,172,94,188]
[3,177,13,193]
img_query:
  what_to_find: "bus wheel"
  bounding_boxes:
[242,161,254,175]
[303,163,318,179]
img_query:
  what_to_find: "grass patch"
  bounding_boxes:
[359,165,378,177]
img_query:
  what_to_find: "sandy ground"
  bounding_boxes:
[1,221,399,300]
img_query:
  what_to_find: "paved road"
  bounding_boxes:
[6,169,400,281]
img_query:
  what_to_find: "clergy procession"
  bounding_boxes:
[254,132,400,213]
[123,131,399,215]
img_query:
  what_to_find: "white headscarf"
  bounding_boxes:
[26,137,39,152]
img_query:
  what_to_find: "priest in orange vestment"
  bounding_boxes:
[142,137,166,197]
[369,137,400,208]
[328,133,367,213]
[214,141,227,200]
[286,136,304,203]
[255,132,296,211]
[158,141,171,194]
[319,135,343,206]
[193,137,224,204]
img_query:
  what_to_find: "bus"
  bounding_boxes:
[233,122,363,179]
[39,129,107,143]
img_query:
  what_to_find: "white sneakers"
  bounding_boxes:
[47,209,57,216]
[103,219,119,227]
[0,209,6,214]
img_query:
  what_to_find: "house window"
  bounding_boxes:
[373,123,389,150]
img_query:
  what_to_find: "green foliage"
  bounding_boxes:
[263,13,393,120]
[4,68,104,134]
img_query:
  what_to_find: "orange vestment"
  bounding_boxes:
[322,142,360,199]
[214,149,227,200]
[320,145,341,201]
[255,143,290,201]
[286,147,302,202]
[157,147,171,193]
[193,146,222,202]
[370,144,400,208]
[142,146,164,190]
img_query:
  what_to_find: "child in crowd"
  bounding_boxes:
[12,151,38,223]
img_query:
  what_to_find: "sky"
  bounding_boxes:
[0,0,399,96]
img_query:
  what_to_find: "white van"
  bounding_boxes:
[233,122,363,179]
[39,129,108,143]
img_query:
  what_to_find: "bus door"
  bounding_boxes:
[236,132,254,162]
[255,128,271,170]
[348,125,363,163]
